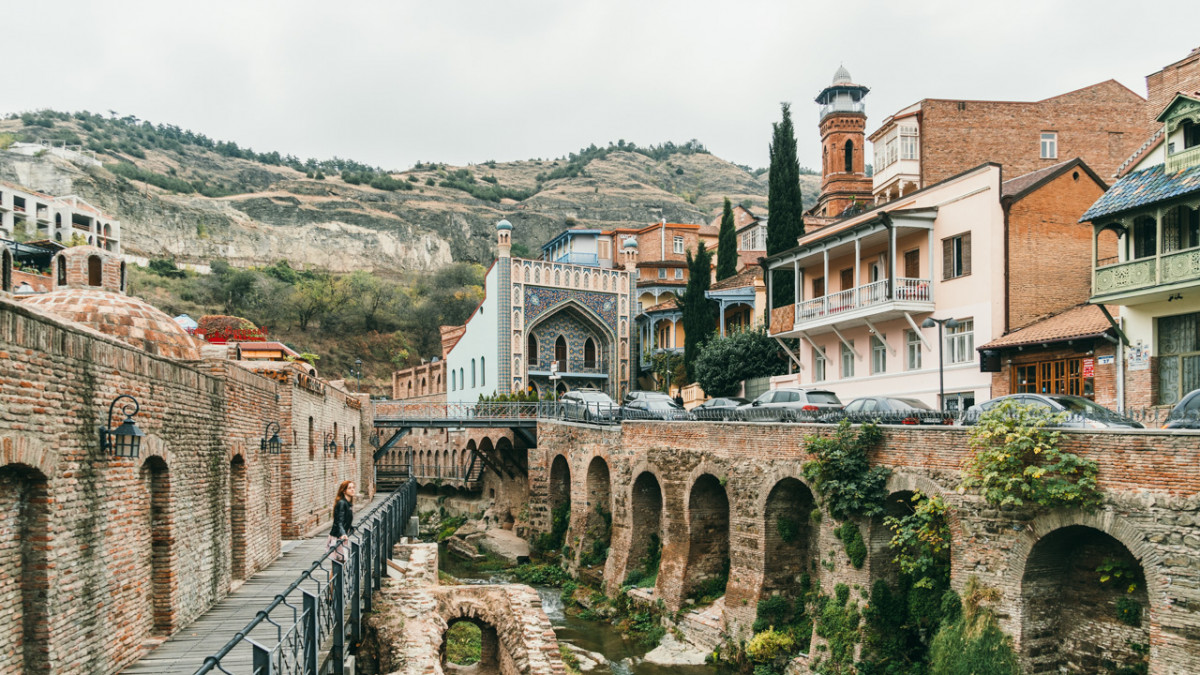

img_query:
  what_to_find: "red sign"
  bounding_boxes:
[1082,358,1094,378]
[198,326,270,343]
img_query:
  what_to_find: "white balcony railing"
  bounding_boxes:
[794,278,931,323]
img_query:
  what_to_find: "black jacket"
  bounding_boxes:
[330,499,354,538]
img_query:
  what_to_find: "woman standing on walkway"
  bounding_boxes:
[327,480,355,563]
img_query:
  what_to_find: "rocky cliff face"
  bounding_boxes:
[1,115,819,272]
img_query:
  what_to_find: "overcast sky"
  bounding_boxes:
[8,1,1198,172]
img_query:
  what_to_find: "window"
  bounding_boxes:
[460,368,465,389]
[480,357,485,386]
[1013,357,1092,398]
[1157,311,1200,405]
[555,336,567,364]
[1163,205,1200,253]
[814,348,826,382]
[942,233,971,279]
[635,269,641,279]
[841,340,855,378]
[900,126,919,160]
[674,268,683,279]
[1132,216,1157,259]
[906,330,922,371]
[658,268,667,279]
[528,334,538,365]
[904,249,920,278]
[1040,132,1058,159]
[945,319,974,364]
[813,277,825,298]
[584,338,596,368]
[844,139,854,173]
[673,236,684,254]
[872,336,887,374]
[471,359,476,388]
[451,370,456,391]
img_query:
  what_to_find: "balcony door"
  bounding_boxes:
[905,249,920,278]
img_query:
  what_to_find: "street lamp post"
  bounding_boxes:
[354,358,363,394]
[922,317,960,410]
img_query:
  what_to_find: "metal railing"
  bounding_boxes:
[795,278,932,322]
[372,401,1200,431]
[194,480,417,675]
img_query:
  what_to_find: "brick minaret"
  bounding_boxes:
[812,65,873,220]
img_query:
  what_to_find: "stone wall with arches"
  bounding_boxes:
[531,419,1200,674]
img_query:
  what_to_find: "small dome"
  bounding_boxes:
[623,236,638,249]
[22,289,201,360]
[833,65,852,85]
[496,219,513,231]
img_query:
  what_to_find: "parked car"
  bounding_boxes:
[961,394,1143,429]
[622,397,692,421]
[1163,388,1200,429]
[559,389,618,422]
[736,388,843,422]
[692,396,751,421]
[825,396,953,425]
[623,390,675,404]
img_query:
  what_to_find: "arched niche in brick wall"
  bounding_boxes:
[684,472,730,602]
[0,434,61,481]
[0,462,50,674]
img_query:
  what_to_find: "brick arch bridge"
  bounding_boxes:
[529,420,1199,675]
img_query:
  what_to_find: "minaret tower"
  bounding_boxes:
[496,219,513,258]
[812,65,873,219]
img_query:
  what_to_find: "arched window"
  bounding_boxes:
[56,256,66,286]
[471,359,476,388]
[451,370,456,392]
[584,338,596,368]
[527,334,538,366]
[460,368,465,390]
[844,139,854,173]
[87,255,102,287]
[555,336,567,365]
[1,248,11,292]
[119,261,127,292]
[421,377,426,393]
[480,357,485,386]
[308,416,315,460]
[55,213,61,227]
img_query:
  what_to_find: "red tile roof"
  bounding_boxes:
[978,304,1115,350]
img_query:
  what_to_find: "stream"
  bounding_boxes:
[439,545,719,675]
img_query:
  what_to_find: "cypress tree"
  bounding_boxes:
[716,197,738,281]
[680,241,716,381]
[767,102,804,308]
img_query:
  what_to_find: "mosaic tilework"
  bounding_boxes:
[524,286,618,327]
[497,262,512,390]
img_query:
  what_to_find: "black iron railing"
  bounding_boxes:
[194,480,417,675]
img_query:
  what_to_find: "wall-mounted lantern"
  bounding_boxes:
[260,421,283,455]
[325,432,338,455]
[348,436,356,455]
[100,394,145,458]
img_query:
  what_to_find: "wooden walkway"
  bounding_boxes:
[122,493,389,674]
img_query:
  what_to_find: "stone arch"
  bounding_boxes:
[627,470,664,586]
[230,454,248,581]
[580,456,612,568]
[0,462,51,674]
[140,454,176,634]
[684,473,730,602]
[761,476,817,598]
[442,449,450,478]
[438,599,526,675]
[1010,511,1161,674]
[0,435,61,481]
[547,454,571,548]
[87,254,102,286]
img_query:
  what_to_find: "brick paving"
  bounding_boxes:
[122,492,389,675]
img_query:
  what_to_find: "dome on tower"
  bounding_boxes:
[832,65,853,85]
[496,219,513,231]
[623,236,638,249]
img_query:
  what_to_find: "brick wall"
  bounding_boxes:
[0,297,371,674]
[920,81,1154,184]
[1146,47,1200,121]
[1006,167,1109,331]
[534,420,1200,674]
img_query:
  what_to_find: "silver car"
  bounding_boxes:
[737,388,843,422]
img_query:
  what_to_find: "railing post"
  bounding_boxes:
[350,541,362,646]
[332,561,345,675]
[303,589,319,675]
[249,638,273,675]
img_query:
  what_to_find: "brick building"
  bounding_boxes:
[0,245,373,674]
[807,66,873,222]
[868,80,1153,204]
[391,359,447,401]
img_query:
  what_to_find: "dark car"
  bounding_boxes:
[559,389,618,422]
[692,396,751,421]
[962,394,1143,429]
[623,390,675,404]
[1163,388,1200,429]
[826,396,953,425]
[736,388,843,422]
[622,398,692,421]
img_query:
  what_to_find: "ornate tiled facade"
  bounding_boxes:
[507,258,634,398]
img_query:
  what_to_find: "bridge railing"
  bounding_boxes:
[373,400,1200,431]
[194,480,417,675]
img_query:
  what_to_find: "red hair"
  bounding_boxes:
[333,480,354,515]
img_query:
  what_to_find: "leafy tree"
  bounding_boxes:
[679,242,716,381]
[693,327,786,396]
[961,400,1101,509]
[766,102,804,308]
[886,492,951,590]
[648,350,685,393]
[716,197,737,281]
[291,272,343,331]
[148,258,187,279]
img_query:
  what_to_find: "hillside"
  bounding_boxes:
[0,110,820,271]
